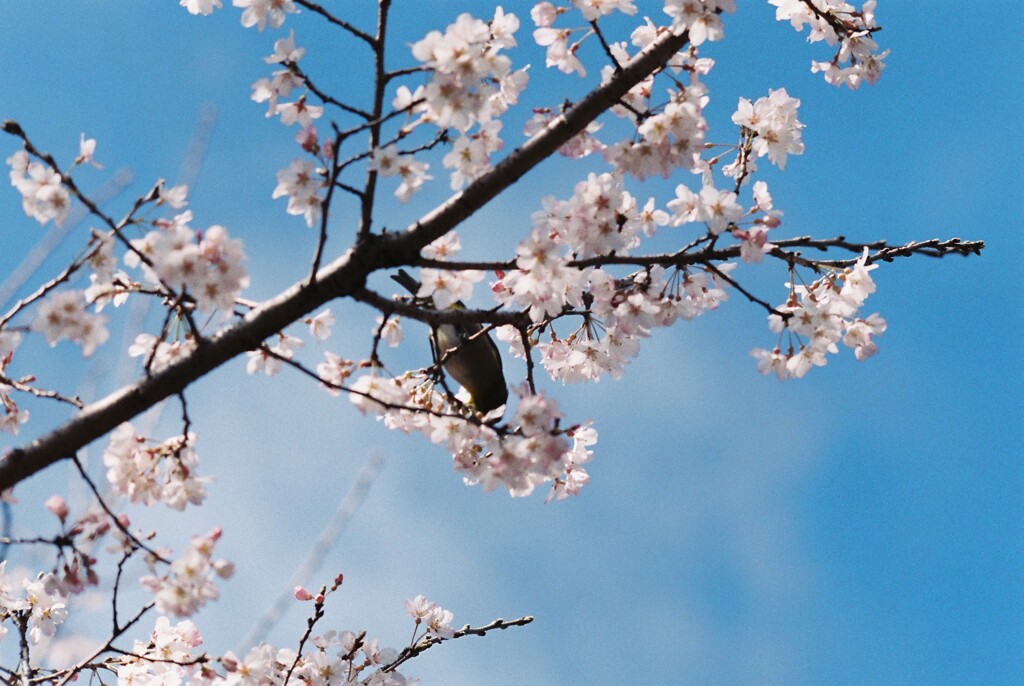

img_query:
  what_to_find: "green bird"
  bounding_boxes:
[391,269,508,416]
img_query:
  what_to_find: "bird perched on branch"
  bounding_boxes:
[391,269,508,416]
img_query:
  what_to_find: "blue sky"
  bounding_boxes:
[1,2,1021,683]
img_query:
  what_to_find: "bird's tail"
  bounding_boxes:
[390,269,421,296]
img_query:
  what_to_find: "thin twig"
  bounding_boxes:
[294,0,376,46]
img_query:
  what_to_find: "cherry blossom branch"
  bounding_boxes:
[0,238,102,331]
[409,236,985,273]
[289,63,372,120]
[282,589,327,686]
[69,455,169,563]
[353,286,529,328]
[382,615,534,674]
[261,346,492,427]
[355,0,393,242]
[0,25,740,491]
[2,122,204,338]
[0,373,84,409]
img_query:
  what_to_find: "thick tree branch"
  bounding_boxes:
[0,25,697,491]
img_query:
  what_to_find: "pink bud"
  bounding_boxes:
[315,593,325,604]
[45,495,68,522]
[294,586,314,601]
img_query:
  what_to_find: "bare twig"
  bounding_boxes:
[382,616,534,674]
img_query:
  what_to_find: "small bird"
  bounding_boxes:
[391,269,508,415]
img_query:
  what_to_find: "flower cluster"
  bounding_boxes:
[731,88,805,171]
[348,372,592,498]
[114,593,440,685]
[604,50,711,180]
[115,616,204,686]
[140,528,234,617]
[0,566,70,644]
[391,8,526,195]
[368,147,432,204]
[217,617,414,685]
[663,0,736,46]
[752,249,886,379]
[125,212,249,313]
[409,8,525,132]
[6,150,71,226]
[246,333,304,376]
[128,333,198,373]
[769,0,888,89]
[103,423,211,510]
[31,290,110,357]
[272,158,325,226]
[405,594,456,639]
[252,31,321,131]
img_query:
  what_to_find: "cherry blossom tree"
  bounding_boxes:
[0,1,984,683]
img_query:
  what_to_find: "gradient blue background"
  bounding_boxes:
[1,2,1021,683]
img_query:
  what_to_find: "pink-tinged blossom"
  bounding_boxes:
[733,225,776,263]
[102,423,211,510]
[349,374,410,415]
[663,0,735,45]
[232,0,296,31]
[0,331,21,358]
[252,70,304,115]
[31,290,109,357]
[156,181,189,209]
[534,27,585,77]
[421,232,461,260]
[140,528,231,617]
[265,29,304,64]
[770,0,888,88]
[316,352,354,395]
[409,10,522,130]
[123,220,248,313]
[128,333,197,372]
[7,150,71,226]
[732,88,805,169]
[490,6,520,48]
[116,617,204,685]
[698,185,743,234]
[417,268,483,309]
[246,333,302,376]
[306,308,335,341]
[76,133,103,169]
[524,112,603,158]
[0,404,29,436]
[754,253,886,380]
[275,96,323,128]
[376,316,404,348]
[572,0,637,21]
[273,158,325,225]
[667,183,701,226]
[531,2,558,27]
[180,0,222,14]
[443,120,504,189]
[44,495,68,523]
[369,147,432,203]
[16,573,69,643]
